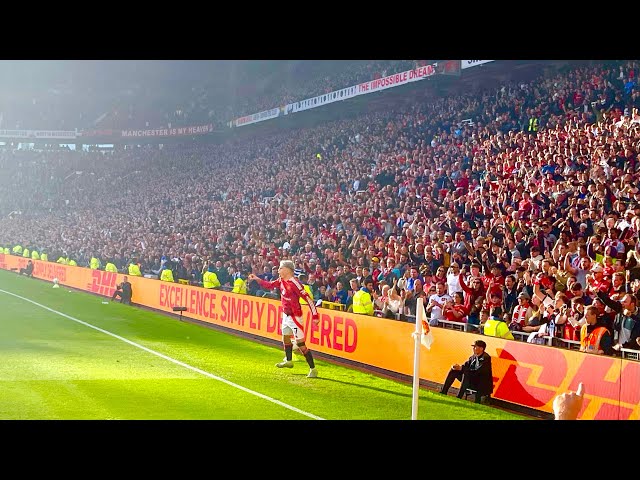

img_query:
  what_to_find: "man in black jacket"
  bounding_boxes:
[111,276,133,305]
[19,260,34,277]
[440,339,494,403]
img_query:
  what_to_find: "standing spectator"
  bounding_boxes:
[446,262,462,296]
[333,281,349,307]
[105,259,118,273]
[352,278,375,316]
[425,281,452,326]
[160,264,175,283]
[502,274,519,318]
[509,291,534,331]
[579,305,614,355]
[213,260,230,288]
[377,282,405,319]
[404,278,427,320]
[595,291,640,352]
[459,268,485,330]
[444,291,468,324]
[128,258,142,277]
[202,264,221,289]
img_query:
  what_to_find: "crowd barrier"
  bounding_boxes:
[1,253,638,420]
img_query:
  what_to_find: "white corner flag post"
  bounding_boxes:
[411,297,425,420]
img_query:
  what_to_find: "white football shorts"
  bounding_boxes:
[282,313,305,341]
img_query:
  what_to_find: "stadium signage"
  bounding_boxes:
[232,108,281,128]
[120,123,215,138]
[356,64,436,94]
[461,60,494,69]
[87,270,117,297]
[77,129,115,138]
[234,64,439,126]
[284,65,436,116]
[0,129,77,139]
[283,85,359,115]
[33,262,67,282]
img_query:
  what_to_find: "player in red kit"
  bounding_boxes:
[248,259,321,378]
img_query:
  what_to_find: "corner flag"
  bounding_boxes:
[411,297,434,419]
[421,319,434,350]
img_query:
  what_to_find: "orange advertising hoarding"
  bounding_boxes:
[1,253,638,420]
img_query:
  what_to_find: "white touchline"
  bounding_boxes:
[0,288,324,420]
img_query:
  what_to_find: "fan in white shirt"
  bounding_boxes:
[426,281,452,326]
[446,263,463,296]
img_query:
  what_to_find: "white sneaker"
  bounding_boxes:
[307,368,318,378]
[276,359,294,368]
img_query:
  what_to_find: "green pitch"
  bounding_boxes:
[0,269,527,420]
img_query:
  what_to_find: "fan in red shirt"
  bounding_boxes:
[443,291,468,323]
[518,191,533,219]
[482,263,505,296]
[585,263,611,298]
[249,260,320,378]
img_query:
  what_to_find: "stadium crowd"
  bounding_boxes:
[1,59,640,357]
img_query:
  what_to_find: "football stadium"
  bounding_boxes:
[0,60,639,421]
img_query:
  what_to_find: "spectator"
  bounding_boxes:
[444,291,468,324]
[352,277,375,316]
[378,282,405,319]
[332,281,349,307]
[484,313,515,340]
[202,264,221,289]
[111,276,133,305]
[509,291,534,331]
[19,259,34,277]
[345,278,360,311]
[439,339,493,403]
[595,291,640,352]
[425,281,452,326]
[160,265,175,283]
[579,305,614,355]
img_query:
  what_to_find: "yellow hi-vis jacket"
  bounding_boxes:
[232,277,247,294]
[483,318,514,339]
[160,268,175,283]
[203,271,221,289]
[299,284,314,305]
[128,263,142,276]
[352,288,374,315]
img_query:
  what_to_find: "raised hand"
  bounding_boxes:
[552,382,585,420]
